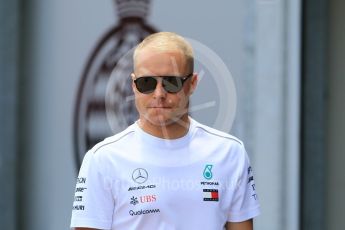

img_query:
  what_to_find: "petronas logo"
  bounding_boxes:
[203,164,213,180]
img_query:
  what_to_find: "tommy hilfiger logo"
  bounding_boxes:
[203,189,219,201]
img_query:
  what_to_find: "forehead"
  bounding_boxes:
[134,48,188,75]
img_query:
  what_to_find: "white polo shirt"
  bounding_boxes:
[71,118,260,229]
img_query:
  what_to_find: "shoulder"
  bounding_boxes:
[191,119,249,170]
[78,125,137,176]
[90,123,136,155]
[192,118,243,146]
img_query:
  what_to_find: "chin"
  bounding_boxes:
[148,117,175,126]
[141,113,172,125]
[147,114,188,127]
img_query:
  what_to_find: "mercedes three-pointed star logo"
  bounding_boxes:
[132,168,148,184]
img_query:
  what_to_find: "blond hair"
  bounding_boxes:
[133,32,194,72]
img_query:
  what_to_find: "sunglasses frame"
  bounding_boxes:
[133,73,193,94]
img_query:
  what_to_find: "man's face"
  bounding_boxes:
[132,48,197,127]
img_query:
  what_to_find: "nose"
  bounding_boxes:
[153,79,167,99]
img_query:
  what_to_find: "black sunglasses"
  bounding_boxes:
[133,73,193,94]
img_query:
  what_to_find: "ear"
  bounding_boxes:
[189,73,198,95]
[131,73,136,80]
[131,73,136,92]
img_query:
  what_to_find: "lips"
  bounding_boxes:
[148,106,172,109]
[150,106,170,108]
[147,104,171,109]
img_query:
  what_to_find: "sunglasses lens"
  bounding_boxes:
[163,77,182,93]
[135,77,157,94]
[134,75,189,94]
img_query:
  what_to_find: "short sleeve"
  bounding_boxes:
[70,151,114,229]
[227,145,260,222]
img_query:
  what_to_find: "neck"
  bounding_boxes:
[138,115,190,139]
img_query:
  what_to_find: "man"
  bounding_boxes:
[71,32,260,230]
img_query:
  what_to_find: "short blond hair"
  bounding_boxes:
[133,32,194,72]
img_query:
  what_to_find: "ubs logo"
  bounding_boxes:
[130,195,156,205]
[132,168,149,184]
[73,0,157,168]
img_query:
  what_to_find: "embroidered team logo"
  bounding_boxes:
[132,168,149,184]
[203,164,213,180]
[203,189,219,201]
